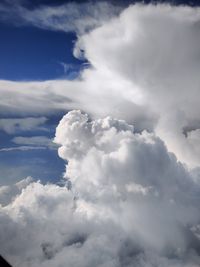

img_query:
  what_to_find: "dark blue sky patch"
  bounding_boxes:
[0,24,84,81]
[0,131,16,148]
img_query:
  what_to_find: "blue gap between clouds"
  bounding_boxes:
[0,113,67,185]
[0,24,85,81]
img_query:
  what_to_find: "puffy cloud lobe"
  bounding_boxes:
[1,111,200,267]
[54,110,134,159]
[54,111,200,254]
[0,180,80,267]
[0,176,33,206]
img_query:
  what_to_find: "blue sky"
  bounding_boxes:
[0,1,82,184]
[0,25,82,81]
[0,0,108,185]
[0,21,73,182]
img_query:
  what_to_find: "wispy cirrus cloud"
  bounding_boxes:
[0,1,120,34]
[12,136,57,149]
[0,136,57,153]
[0,145,46,152]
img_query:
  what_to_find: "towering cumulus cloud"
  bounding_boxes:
[1,4,200,166]
[1,110,200,267]
[1,3,200,267]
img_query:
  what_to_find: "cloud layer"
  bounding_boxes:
[1,110,200,267]
[0,1,120,34]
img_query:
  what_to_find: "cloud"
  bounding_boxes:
[0,136,57,153]
[54,111,200,253]
[12,136,57,149]
[0,79,77,116]
[0,145,46,152]
[0,117,47,134]
[1,110,200,267]
[73,4,200,167]
[1,4,200,166]
[1,3,200,267]
[0,176,33,206]
[0,1,120,34]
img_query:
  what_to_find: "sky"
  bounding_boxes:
[1,0,200,266]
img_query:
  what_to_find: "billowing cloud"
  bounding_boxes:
[1,3,200,267]
[0,176,33,206]
[73,4,200,167]
[1,110,200,267]
[1,4,200,166]
[54,111,200,254]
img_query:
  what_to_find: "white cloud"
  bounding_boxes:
[1,3,200,267]
[0,136,57,153]
[0,79,78,115]
[0,145,46,152]
[0,1,120,34]
[0,176,33,206]
[1,4,200,166]
[12,136,57,149]
[54,111,200,253]
[74,4,200,167]
[0,117,47,134]
[1,110,200,267]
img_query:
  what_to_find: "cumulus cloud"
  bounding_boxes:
[73,4,200,167]
[1,4,200,166]
[1,110,200,267]
[54,111,200,253]
[1,2,200,267]
[0,176,33,206]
